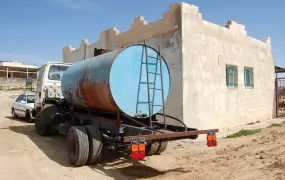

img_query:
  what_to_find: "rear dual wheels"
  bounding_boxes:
[67,126,103,166]
[146,141,168,156]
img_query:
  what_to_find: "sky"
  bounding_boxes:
[0,0,284,68]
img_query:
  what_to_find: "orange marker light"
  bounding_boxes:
[212,135,217,141]
[207,135,213,141]
[131,144,139,152]
[139,144,146,151]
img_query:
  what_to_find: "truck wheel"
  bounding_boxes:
[67,126,89,166]
[84,125,103,165]
[156,141,168,154]
[44,104,60,135]
[35,111,50,136]
[35,104,59,136]
[145,142,160,156]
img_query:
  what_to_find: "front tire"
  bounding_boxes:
[25,110,34,123]
[35,104,59,136]
[67,126,89,166]
[11,108,18,119]
[35,111,50,136]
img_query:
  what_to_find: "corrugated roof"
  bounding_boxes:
[275,66,285,73]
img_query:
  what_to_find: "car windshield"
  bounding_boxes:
[27,95,35,104]
[48,65,69,81]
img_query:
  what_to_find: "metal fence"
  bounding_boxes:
[276,78,285,117]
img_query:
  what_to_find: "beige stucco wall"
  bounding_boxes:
[62,2,275,129]
[0,78,36,87]
[181,3,275,129]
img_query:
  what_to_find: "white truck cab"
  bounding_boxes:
[33,62,72,116]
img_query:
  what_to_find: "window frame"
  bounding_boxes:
[226,65,238,89]
[15,95,23,102]
[47,65,69,81]
[244,67,254,88]
[27,95,35,104]
[20,94,27,103]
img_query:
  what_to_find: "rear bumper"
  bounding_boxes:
[123,129,219,143]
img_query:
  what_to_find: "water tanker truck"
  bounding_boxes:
[32,43,219,166]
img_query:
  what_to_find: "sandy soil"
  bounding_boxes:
[0,91,285,180]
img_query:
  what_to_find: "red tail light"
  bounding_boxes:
[132,151,146,160]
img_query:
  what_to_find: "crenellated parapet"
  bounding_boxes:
[63,2,272,63]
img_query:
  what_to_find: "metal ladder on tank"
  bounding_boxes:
[135,41,167,129]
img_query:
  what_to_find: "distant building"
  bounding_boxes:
[0,61,37,87]
[0,61,37,79]
[62,2,275,130]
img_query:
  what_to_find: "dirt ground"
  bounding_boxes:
[0,92,285,180]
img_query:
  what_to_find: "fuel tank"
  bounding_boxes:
[61,44,171,118]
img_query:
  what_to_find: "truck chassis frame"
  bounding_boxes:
[34,99,218,166]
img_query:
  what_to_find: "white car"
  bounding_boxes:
[11,93,35,123]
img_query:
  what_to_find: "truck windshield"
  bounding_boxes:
[48,65,69,81]
[27,95,35,104]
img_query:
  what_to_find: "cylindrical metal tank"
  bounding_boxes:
[61,44,171,118]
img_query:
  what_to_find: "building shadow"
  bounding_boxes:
[9,122,187,179]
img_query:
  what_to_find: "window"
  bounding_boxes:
[48,65,69,81]
[226,65,238,88]
[21,95,27,103]
[244,67,254,88]
[15,95,23,102]
[27,95,35,104]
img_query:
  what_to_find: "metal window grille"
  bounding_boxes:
[226,65,238,88]
[244,67,254,88]
[276,78,285,117]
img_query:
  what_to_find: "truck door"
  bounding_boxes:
[35,65,46,108]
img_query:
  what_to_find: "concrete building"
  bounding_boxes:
[0,61,37,86]
[62,2,275,130]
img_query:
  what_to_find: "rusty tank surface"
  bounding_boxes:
[61,44,171,118]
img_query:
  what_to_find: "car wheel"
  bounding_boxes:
[25,110,34,123]
[11,108,18,119]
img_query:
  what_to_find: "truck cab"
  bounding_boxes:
[33,62,72,117]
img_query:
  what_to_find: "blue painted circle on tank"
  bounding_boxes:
[109,44,171,117]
